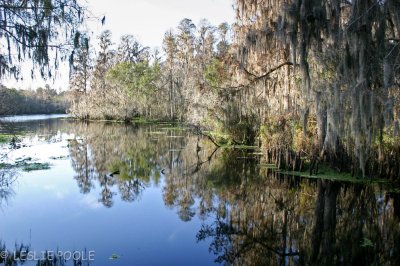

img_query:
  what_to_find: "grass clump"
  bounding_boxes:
[22,162,51,172]
[0,134,17,143]
[1,157,51,172]
[49,155,69,160]
[275,163,390,184]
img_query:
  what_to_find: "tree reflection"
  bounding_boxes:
[192,167,400,265]
[0,167,17,207]
[33,119,400,264]
[66,122,185,208]
[69,137,95,194]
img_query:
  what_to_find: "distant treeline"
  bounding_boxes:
[0,85,69,115]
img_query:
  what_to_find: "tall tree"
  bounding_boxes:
[68,34,92,119]
[175,18,196,120]
[92,30,115,93]
[196,19,216,76]
[177,18,196,70]
[70,34,91,97]
[162,29,178,119]
[116,34,149,64]
[216,22,230,57]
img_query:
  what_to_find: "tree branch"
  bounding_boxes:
[214,61,293,92]
[0,25,72,50]
[250,61,293,81]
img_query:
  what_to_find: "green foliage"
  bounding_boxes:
[361,237,374,248]
[204,58,227,88]
[107,61,160,95]
[0,134,15,143]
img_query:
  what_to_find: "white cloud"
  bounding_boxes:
[81,194,102,210]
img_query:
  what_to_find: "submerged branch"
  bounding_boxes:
[203,134,222,147]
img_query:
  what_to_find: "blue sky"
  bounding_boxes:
[4,0,235,90]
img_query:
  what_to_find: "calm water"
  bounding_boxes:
[1,117,400,265]
[0,114,69,122]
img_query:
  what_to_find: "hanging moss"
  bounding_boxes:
[234,0,400,179]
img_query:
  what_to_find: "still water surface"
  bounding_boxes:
[1,116,400,265]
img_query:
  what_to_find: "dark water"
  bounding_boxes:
[1,117,400,265]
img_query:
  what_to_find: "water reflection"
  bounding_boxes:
[0,168,17,208]
[196,174,400,265]
[59,121,400,265]
[1,119,400,265]
[66,122,172,208]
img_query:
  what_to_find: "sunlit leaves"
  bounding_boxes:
[106,61,160,95]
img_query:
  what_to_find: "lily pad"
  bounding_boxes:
[22,162,51,172]
[109,253,120,260]
[361,237,374,247]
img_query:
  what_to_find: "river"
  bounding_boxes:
[0,116,399,265]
